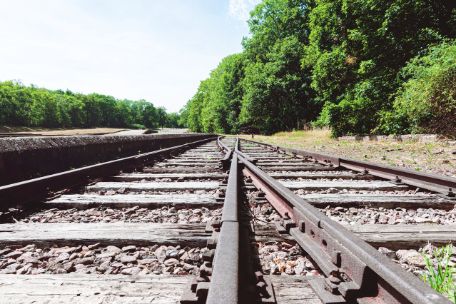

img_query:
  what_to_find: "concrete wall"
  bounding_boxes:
[0,134,215,186]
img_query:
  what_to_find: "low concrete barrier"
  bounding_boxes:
[0,133,215,185]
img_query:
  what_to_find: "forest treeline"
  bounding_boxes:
[180,0,456,136]
[0,81,180,129]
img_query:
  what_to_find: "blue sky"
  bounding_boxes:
[0,0,260,112]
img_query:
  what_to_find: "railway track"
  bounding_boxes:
[0,136,454,303]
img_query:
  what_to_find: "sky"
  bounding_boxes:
[0,0,260,112]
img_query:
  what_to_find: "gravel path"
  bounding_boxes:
[0,244,207,275]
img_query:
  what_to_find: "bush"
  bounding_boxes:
[129,124,145,129]
[381,41,456,137]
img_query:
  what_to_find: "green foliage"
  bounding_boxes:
[307,0,456,136]
[379,41,456,137]
[421,244,456,303]
[165,112,182,128]
[184,53,246,133]
[184,0,318,134]
[183,0,456,136]
[0,81,178,129]
[241,35,318,134]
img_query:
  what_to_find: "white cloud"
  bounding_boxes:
[229,0,261,21]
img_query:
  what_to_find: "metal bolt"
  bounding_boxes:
[211,219,221,229]
[256,281,266,290]
[331,251,341,267]
[207,238,217,249]
[255,271,264,282]
[298,220,305,232]
[256,281,270,298]
[199,262,213,276]
[284,219,296,231]
[203,261,212,268]
[196,282,210,298]
[256,192,265,198]
[202,250,215,262]
[329,274,341,284]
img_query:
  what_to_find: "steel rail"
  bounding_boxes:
[235,146,450,304]
[236,139,257,164]
[183,138,258,304]
[217,136,231,153]
[0,137,216,207]
[207,152,240,304]
[217,136,233,170]
[241,138,456,197]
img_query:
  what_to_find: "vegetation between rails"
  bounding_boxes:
[0,81,181,130]
[180,0,456,137]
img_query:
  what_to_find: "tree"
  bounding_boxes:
[0,81,166,129]
[240,0,317,134]
[183,0,318,134]
[156,107,167,129]
[306,0,456,136]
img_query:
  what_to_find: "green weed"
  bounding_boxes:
[421,244,456,302]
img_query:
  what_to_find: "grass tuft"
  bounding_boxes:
[421,244,456,302]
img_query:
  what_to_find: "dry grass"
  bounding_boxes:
[239,129,456,178]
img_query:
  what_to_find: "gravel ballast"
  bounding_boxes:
[257,241,319,277]
[19,206,222,224]
[0,244,207,275]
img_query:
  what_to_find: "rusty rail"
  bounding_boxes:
[0,137,215,208]
[183,138,271,304]
[218,136,233,170]
[182,138,248,303]
[241,138,456,197]
[207,152,240,304]
[236,142,450,304]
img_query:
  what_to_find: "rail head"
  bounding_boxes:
[235,138,257,164]
[236,150,451,304]
[182,148,245,304]
[218,137,235,170]
[221,153,239,223]
[206,221,240,304]
[217,136,231,153]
